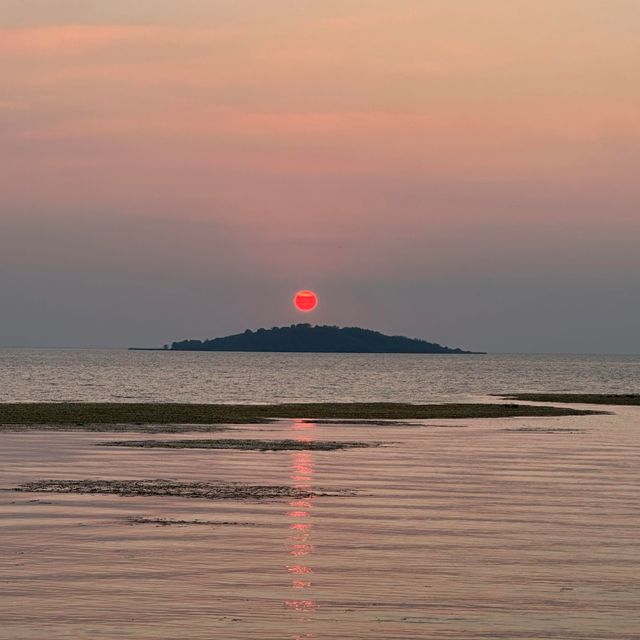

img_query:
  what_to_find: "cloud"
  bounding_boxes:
[0,25,160,55]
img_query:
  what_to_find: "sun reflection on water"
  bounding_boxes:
[285,420,318,637]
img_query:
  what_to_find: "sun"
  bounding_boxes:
[294,290,318,312]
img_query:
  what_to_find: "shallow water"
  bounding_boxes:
[0,349,639,403]
[2,405,640,639]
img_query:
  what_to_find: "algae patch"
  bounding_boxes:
[497,393,639,406]
[12,479,344,500]
[124,516,255,527]
[0,401,602,428]
[300,419,420,426]
[0,423,231,433]
[502,427,586,434]
[98,438,373,451]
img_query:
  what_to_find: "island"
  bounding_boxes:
[162,324,482,354]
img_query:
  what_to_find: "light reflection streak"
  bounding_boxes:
[288,565,312,575]
[285,420,318,637]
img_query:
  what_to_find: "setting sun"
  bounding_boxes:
[294,290,318,312]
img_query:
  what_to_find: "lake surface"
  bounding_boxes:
[2,409,640,639]
[0,349,639,403]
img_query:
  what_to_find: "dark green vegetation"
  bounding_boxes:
[0,402,601,428]
[499,393,640,405]
[12,479,342,500]
[169,323,481,354]
[99,438,372,451]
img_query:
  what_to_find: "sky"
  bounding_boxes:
[1,0,639,353]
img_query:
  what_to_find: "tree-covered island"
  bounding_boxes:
[167,324,482,354]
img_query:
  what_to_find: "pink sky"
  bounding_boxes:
[1,1,639,351]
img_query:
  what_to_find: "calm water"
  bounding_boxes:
[2,350,640,639]
[2,411,640,638]
[0,349,638,403]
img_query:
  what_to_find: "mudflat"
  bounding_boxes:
[12,478,332,500]
[0,401,601,429]
[498,393,640,405]
[98,438,373,451]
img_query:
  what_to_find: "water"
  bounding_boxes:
[2,412,640,638]
[0,349,638,403]
[2,350,640,638]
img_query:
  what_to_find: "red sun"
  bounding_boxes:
[294,290,318,312]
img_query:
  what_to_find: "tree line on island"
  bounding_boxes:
[167,324,482,354]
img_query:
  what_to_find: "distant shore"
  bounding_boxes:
[128,348,486,353]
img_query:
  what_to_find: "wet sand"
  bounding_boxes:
[1,407,640,639]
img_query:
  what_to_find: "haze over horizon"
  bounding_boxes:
[1,1,639,354]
